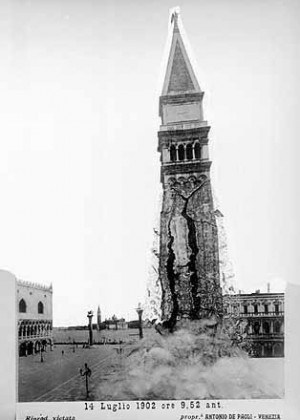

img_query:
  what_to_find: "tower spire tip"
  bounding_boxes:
[170,6,180,26]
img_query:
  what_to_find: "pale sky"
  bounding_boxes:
[0,0,299,326]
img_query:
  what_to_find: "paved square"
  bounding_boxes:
[18,344,124,402]
[19,327,284,402]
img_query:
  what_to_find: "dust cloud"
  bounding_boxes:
[95,319,281,400]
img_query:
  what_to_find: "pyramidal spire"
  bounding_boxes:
[162,7,201,96]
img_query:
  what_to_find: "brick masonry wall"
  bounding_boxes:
[159,175,223,326]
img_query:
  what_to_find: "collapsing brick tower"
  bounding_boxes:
[158,10,223,330]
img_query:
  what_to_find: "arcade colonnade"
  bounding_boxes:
[18,319,53,356]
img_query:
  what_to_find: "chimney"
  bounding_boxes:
[267,282,270,293]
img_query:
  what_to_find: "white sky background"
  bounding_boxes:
[0,0,299,326]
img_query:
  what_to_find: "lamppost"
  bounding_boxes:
[87,310,94,347]
[80,362,92,399]
[136,303,144,339]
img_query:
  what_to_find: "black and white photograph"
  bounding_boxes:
[0,0,299,419]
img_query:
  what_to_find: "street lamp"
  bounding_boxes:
[87,310,94,347]
[136,303,144,339]
[80,362,92,399]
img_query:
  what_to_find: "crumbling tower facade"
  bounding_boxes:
[158,11,223,329]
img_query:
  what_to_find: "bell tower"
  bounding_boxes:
[158,10,223,330]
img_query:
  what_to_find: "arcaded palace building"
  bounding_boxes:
[224,291,284,357]
[17,279,53,356]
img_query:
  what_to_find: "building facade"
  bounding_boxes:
[104,317,128,330]
[17,280,53,356]
[157,11,222,330]
[224,292,284,357]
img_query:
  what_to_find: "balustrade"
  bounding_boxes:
[18,320,53,341]
[239,311,284,317]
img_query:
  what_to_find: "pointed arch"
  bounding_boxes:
[38,301,44,314]
[19,299,27,313]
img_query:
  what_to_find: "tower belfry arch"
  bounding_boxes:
[157,10,223,330]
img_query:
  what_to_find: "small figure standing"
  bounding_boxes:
[80,363,92,399]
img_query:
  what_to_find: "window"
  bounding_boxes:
[194,142,201,159]
[264,343,272,357]
[19,299,26,313]
[263,322,270,334]
[274,321,281,333]
[170,145,176,162]
[186,144,193,160]
[178,144,185,161]
[243,305,248,314]
[274,343,283,357]
[253,322,260,334]
[38,301,44,314]
[264,304,269,314]
[254,304,258,314]
[274,303,279,314]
